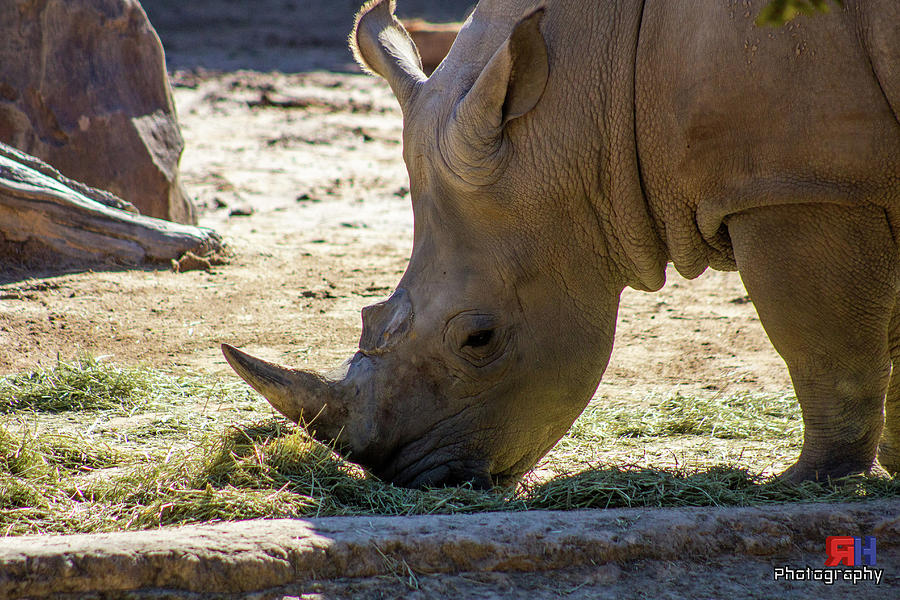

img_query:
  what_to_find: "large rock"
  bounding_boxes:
[0,0,195,224]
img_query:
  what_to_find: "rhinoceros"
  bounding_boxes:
[223,0,900,488]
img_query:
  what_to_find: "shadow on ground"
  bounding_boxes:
[141,0,475,72]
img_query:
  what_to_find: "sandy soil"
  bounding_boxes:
[0,63,791,398]
[0,0,796,469]
[0,0,792,393]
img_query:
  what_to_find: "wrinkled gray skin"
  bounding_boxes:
[223,0,900,488]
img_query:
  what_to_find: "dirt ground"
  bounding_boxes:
[0,0,790,396]
[235,558,899,600]
[0,2,842,598]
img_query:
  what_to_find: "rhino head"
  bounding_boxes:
[223,0,626,488]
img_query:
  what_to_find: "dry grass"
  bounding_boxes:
[1,358,896,536]
[0,356,163,413]
[567,393,802,441]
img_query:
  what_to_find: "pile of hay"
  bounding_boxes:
[2,358,896,536]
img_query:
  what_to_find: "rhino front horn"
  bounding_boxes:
[221,344,348,434]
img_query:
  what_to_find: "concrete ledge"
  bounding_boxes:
[1,500,897,597]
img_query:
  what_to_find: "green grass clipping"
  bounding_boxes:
[1,357,896,536]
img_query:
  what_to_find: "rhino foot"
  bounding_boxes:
[777,457,878,484]
[876,439,900,476]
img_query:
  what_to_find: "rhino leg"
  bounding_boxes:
[877,309,900,475]
[728,203,896,482]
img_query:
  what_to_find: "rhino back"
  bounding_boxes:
[635,0,900,279]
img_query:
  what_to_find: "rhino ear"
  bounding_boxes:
[446,7,548,180]
[351,0,425,108]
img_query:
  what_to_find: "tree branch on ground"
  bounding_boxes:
[0,143,223,269]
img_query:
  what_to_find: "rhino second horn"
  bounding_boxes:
[221,344,346,429]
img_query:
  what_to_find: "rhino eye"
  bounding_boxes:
[463,329,494,349]
[445,312,507,368]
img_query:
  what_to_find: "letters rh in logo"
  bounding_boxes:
[825,536,877,567]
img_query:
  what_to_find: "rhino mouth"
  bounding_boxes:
[371,436,490,488]
[365,412,495,488]
[378,453,525,489]
[369,423,528,489]
[386,456,494,489]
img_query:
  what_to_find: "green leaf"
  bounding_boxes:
[756,0,843,27]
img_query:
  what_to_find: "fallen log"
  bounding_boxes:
[0,143,221,267]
